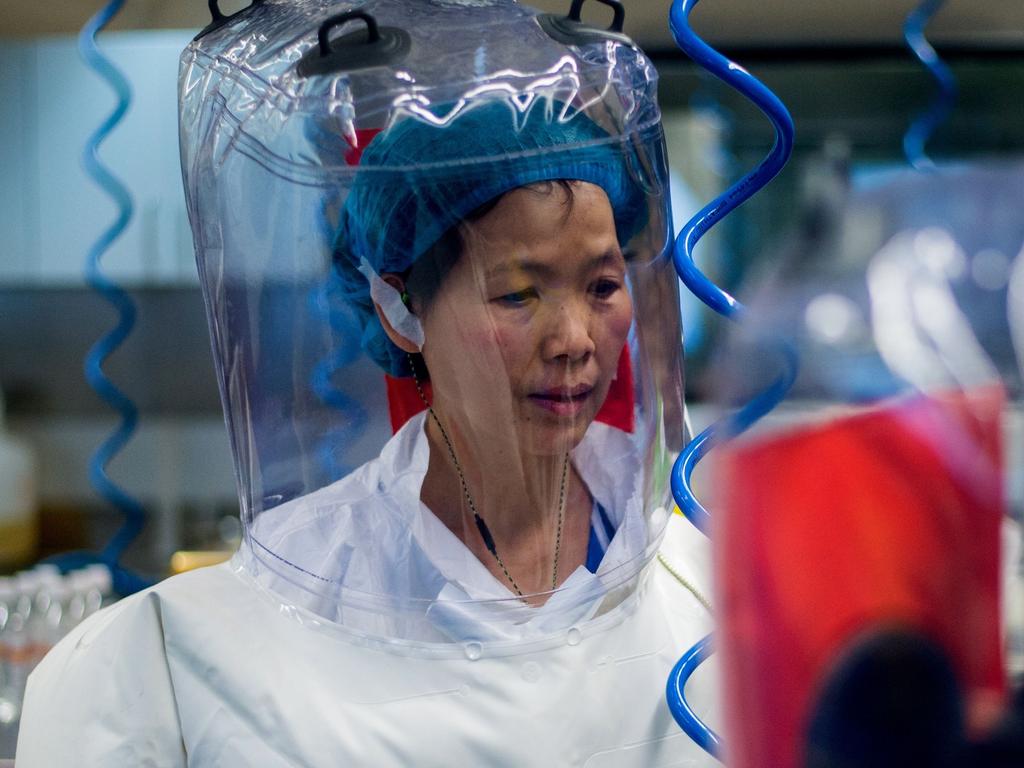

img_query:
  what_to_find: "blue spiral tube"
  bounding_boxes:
[309,277,368,479]
[666,634,722,756]
[55,0,152,596]
[903,0,956,170]
[665,0,796,757]
[307,196,369,480]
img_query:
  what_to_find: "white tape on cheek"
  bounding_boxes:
[358,258,426,349]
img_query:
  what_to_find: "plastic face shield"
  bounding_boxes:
[178,0,683,646]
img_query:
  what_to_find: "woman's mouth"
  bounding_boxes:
[527,385,594,418]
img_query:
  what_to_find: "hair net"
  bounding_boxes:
[333,99,649,377]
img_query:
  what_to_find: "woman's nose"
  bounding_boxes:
[542,300,595,363]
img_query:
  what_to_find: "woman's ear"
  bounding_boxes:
[381,273,412,310]
[373,273,423,353]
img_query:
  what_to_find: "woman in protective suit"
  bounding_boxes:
[17,1,718,764]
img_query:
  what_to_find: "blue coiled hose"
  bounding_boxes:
[665,0,796,757]
[309,276,368,479]
[48,0,152,596]
[308,196,369,481]
[903,0,956,170]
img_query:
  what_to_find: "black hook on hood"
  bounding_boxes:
[297,10,411,78]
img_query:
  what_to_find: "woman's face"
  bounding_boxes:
[418,181,633,456]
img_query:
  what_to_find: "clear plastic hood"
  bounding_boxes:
[179,0,684,648]
[179,0,662,181]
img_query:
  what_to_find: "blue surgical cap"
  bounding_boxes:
[333,99,647,377]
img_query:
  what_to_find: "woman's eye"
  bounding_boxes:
[591,279,621,299]
[495,289,535,306]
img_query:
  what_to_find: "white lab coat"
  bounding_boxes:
[17,414,720,766]
[239,412,675,644]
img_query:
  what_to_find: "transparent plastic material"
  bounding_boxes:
[708,161,1023,768]
[179,0,684,645]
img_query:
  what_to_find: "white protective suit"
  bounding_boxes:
[17,413,720,766]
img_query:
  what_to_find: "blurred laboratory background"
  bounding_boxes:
[7,0,1021,572]
[0,0,1022,756]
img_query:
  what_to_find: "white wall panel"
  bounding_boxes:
[26,30,195,286]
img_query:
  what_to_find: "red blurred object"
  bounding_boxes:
[344,128,382,166]
[386,375,433,435]
[715,386,1007,768]
[386,345,635,435]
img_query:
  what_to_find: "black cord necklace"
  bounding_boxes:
[408,354,568,595]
